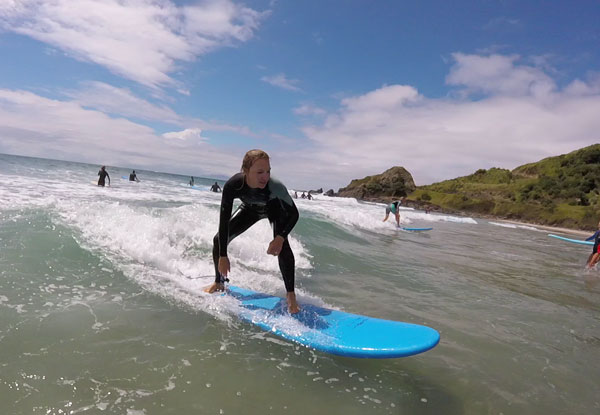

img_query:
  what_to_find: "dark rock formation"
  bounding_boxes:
[337,166,416,200]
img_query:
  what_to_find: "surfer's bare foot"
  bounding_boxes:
[203,282,225,293]
[287,292,300,314]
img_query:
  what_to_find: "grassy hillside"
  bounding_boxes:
[410,144,600,230]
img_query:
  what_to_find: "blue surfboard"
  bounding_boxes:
[179,183,206,191]
[225,285,440,358]
[400,227,433,232]
[548,233,593,246]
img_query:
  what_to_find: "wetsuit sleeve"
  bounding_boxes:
[217,175,240,257]
[269,180,299,239]
[585,230,599,241]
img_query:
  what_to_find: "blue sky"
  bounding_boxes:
[1,0,599,189]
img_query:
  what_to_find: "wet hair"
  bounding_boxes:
[241,149,269,173]
[238,149,270,190]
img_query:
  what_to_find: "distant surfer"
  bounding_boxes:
[204,149,300,314]
[585,221,600,268]
[189,176,195,186]
[129,170,139,182]
[210,181,222,192]
[383,198,404,227]
[97,166,110,187]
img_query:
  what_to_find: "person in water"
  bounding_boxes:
[189,176,195,186]
[383,198,404,227]
[97,166,110,187]
[210,181,222,192]
[204,149,300,313]
[129,170,140,182]
[585,220,600,268]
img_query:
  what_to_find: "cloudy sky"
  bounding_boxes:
[1,0,599,189]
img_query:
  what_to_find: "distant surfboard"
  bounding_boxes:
[400,227,433,232]
[224,285,440,358]
[548,234,593,246]
[179,183,206,191]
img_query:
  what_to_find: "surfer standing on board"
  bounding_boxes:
[383,198,405,227]
[204,149,300,314]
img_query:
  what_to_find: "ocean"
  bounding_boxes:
[0,153,598,414]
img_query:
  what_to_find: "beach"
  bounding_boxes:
[1,153,599,414]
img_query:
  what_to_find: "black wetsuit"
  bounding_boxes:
[214,173,299,292]
[210,183,221,192]
[129,173,137,181]
[97,169,110,186]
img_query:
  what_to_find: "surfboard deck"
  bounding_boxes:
[548,233,593,246]
[225,285,440,358]
[400,227,433,232]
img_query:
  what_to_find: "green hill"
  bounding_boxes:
[410,144,600,230]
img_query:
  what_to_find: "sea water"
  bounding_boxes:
[0,153,598,414]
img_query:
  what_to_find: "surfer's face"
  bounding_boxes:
[245,158,271,189]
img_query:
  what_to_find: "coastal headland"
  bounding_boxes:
[326,144,600,232]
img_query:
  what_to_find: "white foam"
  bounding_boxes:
[489,221,539,231]
[294,193,477,231]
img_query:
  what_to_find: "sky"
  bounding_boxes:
[0,0,599,190]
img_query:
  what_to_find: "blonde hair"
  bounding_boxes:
[241,149,270,173]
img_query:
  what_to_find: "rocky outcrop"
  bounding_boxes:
[337,166,416,199]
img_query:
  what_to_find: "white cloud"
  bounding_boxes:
[446,53,556,98]
[62,81,260,137]
[163,128,204,141]
[64,81,182,124]
[0,0,267,89]
[483,17,522,31]
[0,88,242,176]
[341,85,421,111]
[261,73,302,92]
[288,54,600,188]
[293,104,326,116]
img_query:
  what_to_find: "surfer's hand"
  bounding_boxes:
[218,256,230,276]
[203,282,225,293]
[267,235,285,256]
